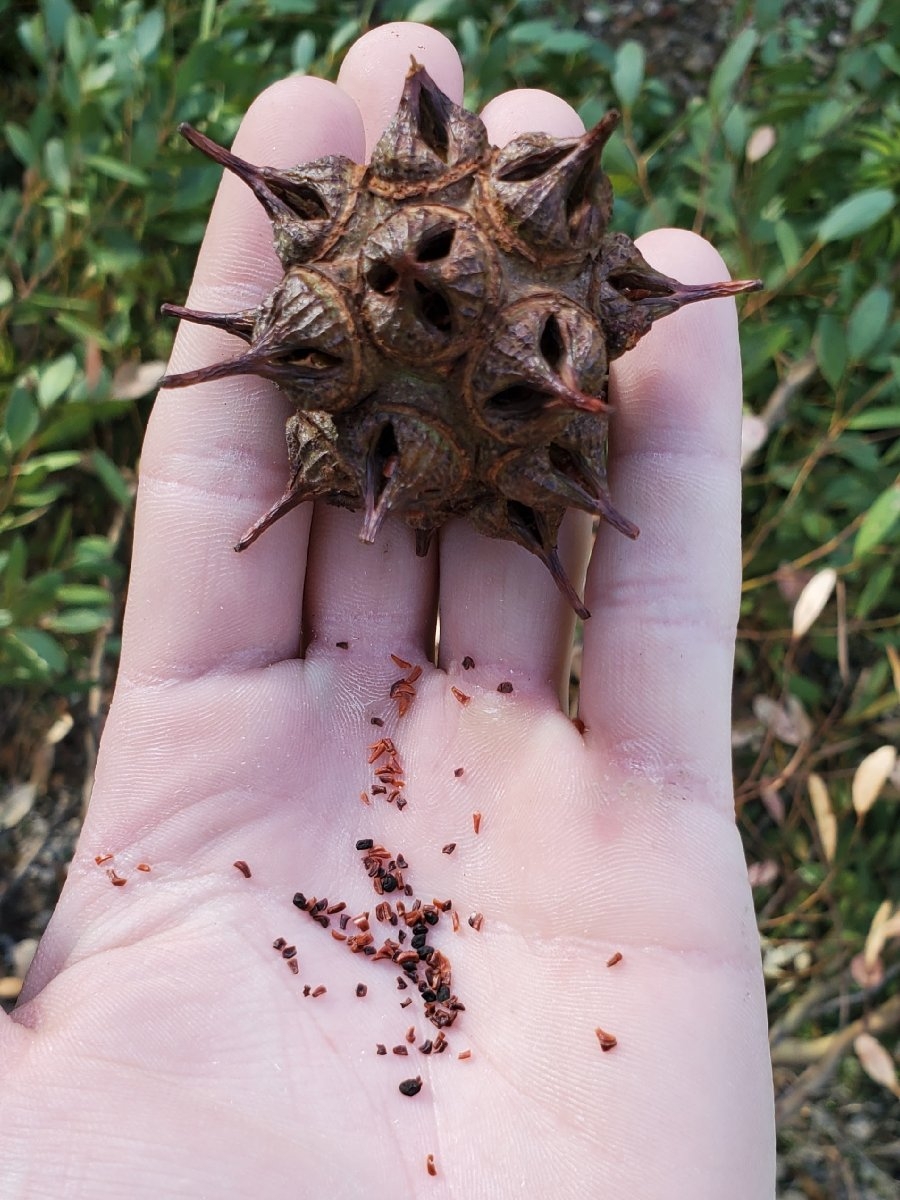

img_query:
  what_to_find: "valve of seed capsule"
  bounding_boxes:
[360,205,502,363]
[463,297,610,446]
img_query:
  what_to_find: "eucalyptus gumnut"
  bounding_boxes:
[161,61,761,619]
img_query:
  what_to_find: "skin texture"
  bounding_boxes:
[0,23,776,1200]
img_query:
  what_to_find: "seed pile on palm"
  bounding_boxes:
[162,63,760,618]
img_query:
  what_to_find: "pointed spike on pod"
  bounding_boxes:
[595,491,640,540]
[234,481,314,551]
[370,59,488,190]
[178,123,294,223]
[159,349,264,390]
[415,528,435,558]
[505,500,590,619]
[160,302,255,343]
[636,276,764,316]
[360,424,401,545]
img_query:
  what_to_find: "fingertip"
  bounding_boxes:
[479,89,585,143]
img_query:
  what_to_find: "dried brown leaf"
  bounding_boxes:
[808,772,837,863]
[853,1033,900,1097]
[852,745,897,818]
[753,694,813,746]
[791,567,837,640]
[746,125,777,163]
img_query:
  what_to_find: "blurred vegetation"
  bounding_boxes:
[1,0,898,1191]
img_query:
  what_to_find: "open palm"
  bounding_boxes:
[0,24,774,1200]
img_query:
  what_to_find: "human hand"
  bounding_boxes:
[0,23,775,1199]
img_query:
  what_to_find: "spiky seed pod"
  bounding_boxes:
[162,61,761,618]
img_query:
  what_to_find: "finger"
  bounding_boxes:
[300,24,465,658]
[437,90,594,702]
[122,78,365,682]
[579,229,744,797]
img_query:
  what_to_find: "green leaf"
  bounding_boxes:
[612,41,645,110]
[847,407,900,430]
[406,0,459,20]
[817,189,895,243]
[852,0,883,33]
[11,629,68,675]
[45,608,110,634]
[4,122,35,166]
[37,353,78,407]
[83,154,150,187]
[43,137,71,193]
[854,561,893,619]
[291,29,316,73]
[815,312,847,388]
[4,386,39,450]
[41,0,75,49]
[710,28,758,111]
[55,584,110,605]
[134,9,164,59]
[854,484,900,559]
[90,448,134,510]
[847,286,893,362]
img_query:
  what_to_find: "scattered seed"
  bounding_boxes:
[107,869,126,887]
[293,892,308,911]
[407,665,422,683]
[391,653,412,669]
[451,686,470,706]
[94,853,113,865]
[311,986,327,998]
[371,716,384,727]
[454,767,464,778]
[426,1154,437,1177]
[442,843,456,855]
[406,1026,416,1043]
[326,901,347,914]
[595,1027,618,1051]
[462,656,475,670]
[393,1045,409,1056]
[606,951,623,967]
[472,811,482,834]
[497,681,513,694]
[273,937,286,950]
[136,863,152,872]
[360,791,371,806]
[420,1039,433,1054]
[376,1044,387,1055]
[356,983,367,997]
[356,839,374,851]
[335,640,349,649]
[468,912,484,931]
[399,1077,422,1097]
[451,910,460,932]
[281,945,297,959]
[401,997,413,1008]
[233,860,251,878]
[303,985,311,996]
[458,1050,471,1060]
[287,958,299,975]
[331,930,347,941]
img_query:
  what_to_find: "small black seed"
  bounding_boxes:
[356,838,374,851]
[293,892,308,911]
[335,641,349,649]
[399,1077,423,1097]
[497,681,513,693]
[371,717,384,727]
[462,656,475,670]
[382,875,398,893]
[356,983,367,997]
[424,910,439,926]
